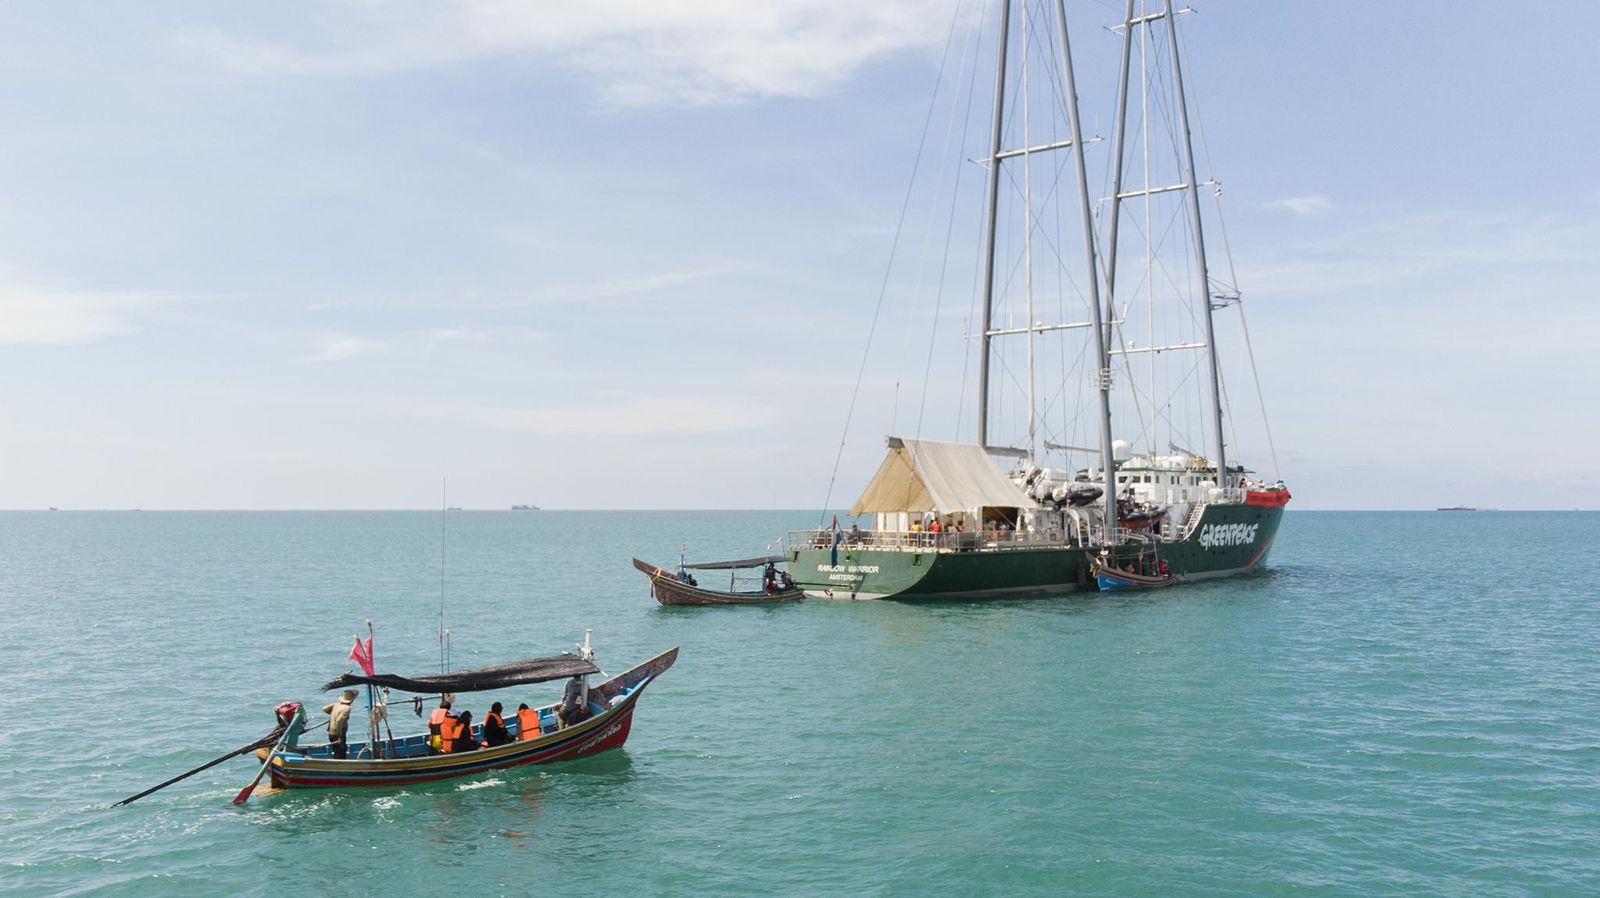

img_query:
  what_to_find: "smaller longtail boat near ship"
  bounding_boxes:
[632,556,804,606]
[1090,552,1176,590]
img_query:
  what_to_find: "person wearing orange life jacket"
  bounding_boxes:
[427,694,454,754]
[445,710,474,753]
[516,703,541,741]
[482,702,511,748]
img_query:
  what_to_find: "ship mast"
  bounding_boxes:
[1161,0,1229,489]
[974,0,1011,451]
[1102,0,1228,489]
[974,0,1118,542]
[1051,0,1118,541]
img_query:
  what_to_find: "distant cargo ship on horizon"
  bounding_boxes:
[511,504,540,511]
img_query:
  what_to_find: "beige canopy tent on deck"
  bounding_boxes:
[849,437,1030,515]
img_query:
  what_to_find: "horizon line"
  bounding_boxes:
[1,507,1592,514]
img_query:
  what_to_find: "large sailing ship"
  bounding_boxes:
[790,0,1289,599]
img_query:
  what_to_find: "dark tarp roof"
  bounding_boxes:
[683,555,786,570]
[322,655,599,694]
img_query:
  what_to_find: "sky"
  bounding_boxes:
[1,0,1596,511]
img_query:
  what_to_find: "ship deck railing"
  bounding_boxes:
[789,528,1095,553]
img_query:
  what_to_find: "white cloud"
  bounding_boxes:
[1242,210,1600,298]
[1265,194,1333,217]
[420,327,489,343]
[308,266,738,311]
[301,335,384,362]
[176,0,956,105]
[453,395,775,436]
[0,281,169,346]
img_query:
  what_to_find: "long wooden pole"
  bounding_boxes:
[112,728,282,807]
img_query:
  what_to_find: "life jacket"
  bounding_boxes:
[485,711,505,745]
[428,706,449,750]
[439,713,464,753]
[517,707,540,741]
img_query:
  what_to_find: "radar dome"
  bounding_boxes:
[1111,440,1131,462]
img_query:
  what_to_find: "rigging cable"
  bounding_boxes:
[1175,14,1282,479]
[915,0,986,441]
[817,0,971,525]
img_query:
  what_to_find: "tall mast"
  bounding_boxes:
[1051,0,1118,542]
[1022,0,1036,456]
[975,0,1013,449]
[1162,0,1228,487]
[1101,0,1136,376]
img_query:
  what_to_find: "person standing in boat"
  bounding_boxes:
[321,689,358,759]
[558,676,591,728]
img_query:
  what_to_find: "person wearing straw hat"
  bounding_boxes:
[321,689,359,759]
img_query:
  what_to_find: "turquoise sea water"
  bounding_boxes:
[1,510,1597,896]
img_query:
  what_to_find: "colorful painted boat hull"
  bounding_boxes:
[632,558,804,605]
[1090,557,1176,590]
[264,647,677,791]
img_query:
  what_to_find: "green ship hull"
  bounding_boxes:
[790,503,1285,600]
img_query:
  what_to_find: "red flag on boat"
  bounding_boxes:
[349,633,375,676]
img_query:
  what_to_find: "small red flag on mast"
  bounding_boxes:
[349,633,375,676]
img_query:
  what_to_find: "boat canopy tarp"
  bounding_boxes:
[849,438,1030,515]
[321,655,599,694]
[683,555,786,570]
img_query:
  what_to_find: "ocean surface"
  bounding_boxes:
[1,510,1596,897]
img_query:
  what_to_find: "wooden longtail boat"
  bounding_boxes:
[1090,554,1177,591]
[632,556,804,606]
[257,647,678,792]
